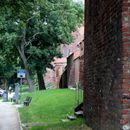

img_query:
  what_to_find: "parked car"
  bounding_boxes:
[0,88,5,97]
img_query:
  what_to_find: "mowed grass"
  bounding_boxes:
[19,89,90,130]
[30,120,91,130]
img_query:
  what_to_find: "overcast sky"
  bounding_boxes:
[73,0,83,2]
[73,0,84,4]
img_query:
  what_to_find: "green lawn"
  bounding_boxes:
[19,89,90,130]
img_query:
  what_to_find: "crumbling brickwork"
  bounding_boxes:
[84,0,130,130]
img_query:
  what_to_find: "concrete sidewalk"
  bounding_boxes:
[0,102,22,130]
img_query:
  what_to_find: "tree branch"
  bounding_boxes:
[24,32,44,47]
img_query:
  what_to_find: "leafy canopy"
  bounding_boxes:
[0,0,84,81]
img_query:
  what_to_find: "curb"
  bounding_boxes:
[15,105,23,130]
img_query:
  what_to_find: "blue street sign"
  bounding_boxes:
[17,69,26,78]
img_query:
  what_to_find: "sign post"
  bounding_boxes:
[16,69,26,103]
[14,83,20,104]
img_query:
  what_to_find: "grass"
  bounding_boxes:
[19,88,90,130]
[30,120,91,130]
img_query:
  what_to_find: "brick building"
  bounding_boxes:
[44,58,66,88]
[84,0,130,130]
[67,51,80,87]
[44,26,84,88]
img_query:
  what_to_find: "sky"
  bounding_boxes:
[74,0,83,1]
[73,0,84,4]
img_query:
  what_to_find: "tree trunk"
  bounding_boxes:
[17,45,34,92]
[36,70,46,90]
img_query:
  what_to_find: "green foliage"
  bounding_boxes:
[25,0,84,74]
[0,33,18,78]
[0,0,84,85]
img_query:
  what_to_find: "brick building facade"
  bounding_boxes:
[44,58,66,88]
[44,26,84,88]
[67,51,80,87]
[84,0,130,130]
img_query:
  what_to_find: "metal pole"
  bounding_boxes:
[20,78,22,86]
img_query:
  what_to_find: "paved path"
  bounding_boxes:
[0,102,21,130]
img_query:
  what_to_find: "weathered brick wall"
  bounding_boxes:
[74,58,80,85]
[79,55,84,87]
[68,58,78,87]
[59,69,67,88]
[121,0,130,128]
[67,54,75,87]
[67,54,81,87]
[84,0,125,130]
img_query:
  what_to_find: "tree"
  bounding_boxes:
[0,0,84,91]
[25,0,84,90]
[0,37,19,89]
[0,1,38,91]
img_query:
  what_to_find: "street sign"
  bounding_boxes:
[17,69,26,78]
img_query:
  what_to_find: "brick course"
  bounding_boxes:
[84,0,130,130]
[122,0,130,129]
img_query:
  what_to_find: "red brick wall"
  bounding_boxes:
[84,0,126,130]
[67,54,76,87]
[44,68,56,86]
[59,69,67,88]
[74,58,80,84]
[67,54,74,87]
[79,55,84,87]
[67,54,80,87]
[54,64,66,88]
[122,0,130,128]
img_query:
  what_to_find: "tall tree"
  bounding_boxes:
[0,0,84,91]
[0,1,38,91]
[25,0,84,90]
[0,36,18,89]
